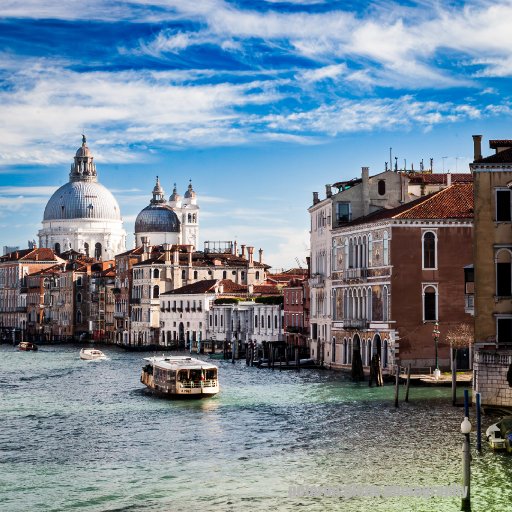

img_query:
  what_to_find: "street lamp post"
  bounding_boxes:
[461,416,472,511]
[432,321,441,379]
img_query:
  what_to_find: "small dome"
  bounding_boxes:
[169,183,181,202]
[76,134,91,158]
[135,205,180,233]
[184,181,196,199]
[43,181,121,221]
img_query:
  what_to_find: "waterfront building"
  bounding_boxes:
[471,135,512,408]
[128,241,270,347]
[283,270,310,358]
[0,247,64,341]
[208,297,283,358]
[309,164,476,367]
[38,136,126,260]
[330,183,473,370]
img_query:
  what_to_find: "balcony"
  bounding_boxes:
[344,268,368,281]
[309,274,325,288]
[343,318,369,330]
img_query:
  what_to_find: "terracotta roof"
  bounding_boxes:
[489,140,512,149]
[0,247,60,263]
[346,183,473,227]
[162,280,218,295]
[475,147,512,164]
[408,173,473,184]
[254,284,281,295]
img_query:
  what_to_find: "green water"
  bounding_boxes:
[0,345,510,511]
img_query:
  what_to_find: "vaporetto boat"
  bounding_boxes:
[141,356,219,398]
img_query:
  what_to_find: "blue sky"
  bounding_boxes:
[0,0,511,269]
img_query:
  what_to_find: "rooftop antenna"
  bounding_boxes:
[420,159,424,172]
[389,147,392,171]
[385,162,388,171]
[430,158,433,172]
[394,156,398,171]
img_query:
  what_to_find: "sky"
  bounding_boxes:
[0,0,511,270]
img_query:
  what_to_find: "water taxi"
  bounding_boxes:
[18,341,38,351]
[80,348,107,361]
[141,356,219,398]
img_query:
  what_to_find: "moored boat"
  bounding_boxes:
[80,348,107,361]
[486,416,512,452]
[18,341,38,351]
[141,355,219,398]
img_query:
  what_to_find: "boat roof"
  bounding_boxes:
[144,355,218,371]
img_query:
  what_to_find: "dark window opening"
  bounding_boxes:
[378,180,386,196]
[497,262,512,296]
[496,190,511,221]
[424,289,436,321]
[498,318,512,347]
[423,232,436,269]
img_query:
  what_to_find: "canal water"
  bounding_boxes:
[1,345,511,512]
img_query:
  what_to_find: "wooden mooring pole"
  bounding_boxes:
[404,364,411,403]
[452,348,457,406]
[476,392,482,452]
[394,365,400,408]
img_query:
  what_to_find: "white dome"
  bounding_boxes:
[43,181,121,221]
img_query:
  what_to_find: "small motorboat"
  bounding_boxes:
[18,341,38,351]
[486,416,512,452]
[486,423,507,451]
[80,348,107,361]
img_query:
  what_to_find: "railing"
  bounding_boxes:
[343,318,368,329]
[475,351,512,365]
[179,380,217,389]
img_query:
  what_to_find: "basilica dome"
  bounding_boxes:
[135,177,180,234]
[135,205,180,233]
[43,180,121,221]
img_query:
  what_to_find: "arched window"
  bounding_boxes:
[194,271,198,279]
[423,285,438,321]
[188,213,192,222]
[423,231,436,269]
[274,315,278,328]
[214,315,218,327]
[223,271,227,279]
[54,243,61,254]
[153,285,159,299]
[496,249,512,296]
[383,232,389,265]
[77,310,82,323]
[77,293,82,303]
[378,180,386,196]
[84,243,89,257]
[256,271,260,280]
[181,270,186,279]
[368,234,373,266]
[367,286,372,321]
[268,315,271,328]
[344,239,349,270]
[94,242,102,260]
[153,269,159,279]
[261,315,264,328]
[255,315,258,327]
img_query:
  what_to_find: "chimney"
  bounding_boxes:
[141,237,149,261]
[247,246,254,267]
[313,192,319,205]
[248,283,254,295]
[258,248,263,264]
[361,166,370,216]
[163,243,171,263]
[241,244,246,259]
[447,172,452,187]
[325,184,332,198]
[473,135,483,161]
[173,246,180,266]
[233,240,238,256]
[187,245,193,267]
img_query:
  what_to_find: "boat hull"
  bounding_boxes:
[18,342,38,351]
